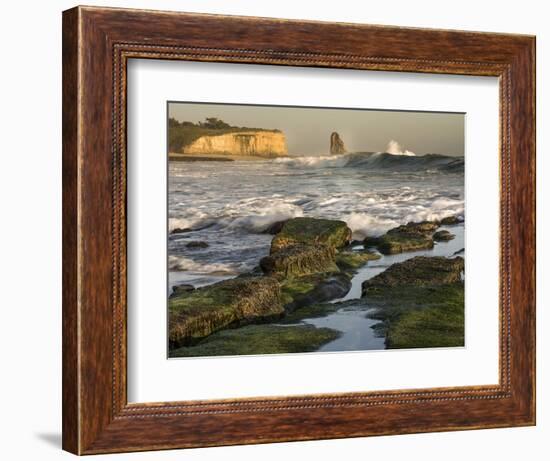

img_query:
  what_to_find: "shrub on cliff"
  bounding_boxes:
[168,117,281,153]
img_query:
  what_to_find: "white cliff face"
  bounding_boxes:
[182,131,288,157]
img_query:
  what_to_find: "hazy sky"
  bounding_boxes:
[169,102,464,156]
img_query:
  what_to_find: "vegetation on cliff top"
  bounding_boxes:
[168,117,281,153]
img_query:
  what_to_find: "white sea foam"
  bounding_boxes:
[344,213,400,239]
[226,202,303,233]
[168,255,239,274]
[401,198,464,223]
[168,157,464,285]
[168,208,211,232]
[274,154,351,168]
[385,139,416,156]
[319,197,342,207]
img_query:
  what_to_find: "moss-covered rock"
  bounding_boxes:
[169,276,284,348]
[440,215,462,225]
[360,256,465,349]
[169,323,341,357]
[281,272,351,312]
[335,250,381,271]
[280,300,344,324]
[386,301,464,348]
[366,283,464,349]
[363,220,440,255]
[170,283,195,298]
[185,241,209,249]
[362,256,464,293]
[260,218,354,278]
[433,230,455,241]
[263,219,288,235]
[260,243,338,277]
[270,217,352,253]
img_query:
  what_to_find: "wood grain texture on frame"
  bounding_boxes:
[62,5,535,455]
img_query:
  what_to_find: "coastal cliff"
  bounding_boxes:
[181,131,288,158]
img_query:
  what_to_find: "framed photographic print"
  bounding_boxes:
[62,6,536,455]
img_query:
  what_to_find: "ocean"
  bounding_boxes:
[168,151,464,293]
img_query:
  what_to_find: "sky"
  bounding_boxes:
[168,102,464,156]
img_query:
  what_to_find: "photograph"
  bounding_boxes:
[167,102,466,358]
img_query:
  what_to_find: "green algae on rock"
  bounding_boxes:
[366,283,465,349]
[270,217,352,253]
[281,272,352,312]
[280,300,344,324]
[169,323,341,357]
[440,215,462,225]
[362,256,464,293]
[261,217,355,279]
[335,250,381,271]
[170,283,195,298]
[433,230,455,241]
[260,243,338,277]
[386,301,464,348]
[169,276,284,348]
[363,220,440,255]
[361,256,465,349]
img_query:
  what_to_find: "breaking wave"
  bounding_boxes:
[386,140,416,156]
[168,255,241,274]
[168,156,464,285]
[170,200,303,234]
[275,151,464,173]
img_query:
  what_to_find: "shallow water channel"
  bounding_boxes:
[300,225,465,352]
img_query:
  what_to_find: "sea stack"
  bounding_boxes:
[330,132,347,155]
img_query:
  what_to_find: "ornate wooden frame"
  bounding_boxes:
[62,5,536,455]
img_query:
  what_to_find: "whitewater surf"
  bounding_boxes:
[168,151,464,290]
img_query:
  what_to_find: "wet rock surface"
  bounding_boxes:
[185,241,209,249]
[168,216,464,355]
[170,323,340,357]
[281,272,352,313]
[433,230,455,241]
[270,217,352,253]
[361,256,465,349]
[260,243,338,278]
[362,256,464,291]
[169,276,284,348]
[170,283,195,298]
[168,217,375,356]
[440,215,462,225]
[363,220,440,254]
[335,250,381,271]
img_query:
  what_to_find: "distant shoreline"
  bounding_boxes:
[169,152,287,162]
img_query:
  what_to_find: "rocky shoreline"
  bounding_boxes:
[169,216,464,357]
